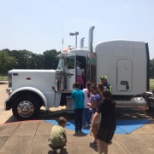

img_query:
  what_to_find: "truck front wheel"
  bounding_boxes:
[12,95,40,120]
[148,98,154,111]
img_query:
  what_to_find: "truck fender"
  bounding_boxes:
[7,87,48,110]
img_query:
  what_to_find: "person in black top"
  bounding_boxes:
[91,89,116,154]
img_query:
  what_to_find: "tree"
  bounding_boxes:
[29,53,44,69]
[11,50,33,69]
[150,59,154,78]
[0,51,16,75]
[0,48,61,74]
[43,50,60,69]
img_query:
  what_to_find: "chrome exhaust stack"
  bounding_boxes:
[87,26,96,83]
[89,26,95,53]
[80,37,85,48]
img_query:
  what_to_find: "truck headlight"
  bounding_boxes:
[6,88,12,95]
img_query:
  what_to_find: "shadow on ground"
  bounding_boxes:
[4,115,18,123]
[39,109,154,121]
[116,110,154,120]
[4,107,154,124]
[39,109,75,121]
[48,149,68,154]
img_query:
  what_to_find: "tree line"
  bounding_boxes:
[150,59,154,78]
[0,49,154,78]
[0,49,61,75]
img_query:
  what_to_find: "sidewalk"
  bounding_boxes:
[0,120,154,154]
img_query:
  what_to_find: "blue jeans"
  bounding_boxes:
[82,108,91,126]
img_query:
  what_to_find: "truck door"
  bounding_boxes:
[116,59,132,92]
[66,54,76,90]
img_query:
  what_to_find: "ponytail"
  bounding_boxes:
[86,82,92,98]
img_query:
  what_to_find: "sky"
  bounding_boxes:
[0,0,154,59]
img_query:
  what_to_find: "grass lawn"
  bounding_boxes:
[150,79,154,90]
[0,75,8,81]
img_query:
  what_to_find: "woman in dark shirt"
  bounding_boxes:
[91,89,116,154]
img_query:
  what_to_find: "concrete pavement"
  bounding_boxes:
[1,82,154,153]
[0,120,154,154]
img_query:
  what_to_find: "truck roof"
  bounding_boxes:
[69,48,89,57]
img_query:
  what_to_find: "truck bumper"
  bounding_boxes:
[4,100,11,110]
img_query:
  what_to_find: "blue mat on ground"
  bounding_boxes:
[45,119,150,134]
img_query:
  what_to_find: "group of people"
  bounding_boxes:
[48,75,116,154]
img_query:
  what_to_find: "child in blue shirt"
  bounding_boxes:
[71,82,84,134]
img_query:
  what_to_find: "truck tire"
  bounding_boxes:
[144,93,153,111]
[12,95,40,120]
[148,98,154,111]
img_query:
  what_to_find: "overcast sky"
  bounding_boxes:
[0,0,154,58]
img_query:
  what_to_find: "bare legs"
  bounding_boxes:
[97,139,108,154]
[90,123,99,142]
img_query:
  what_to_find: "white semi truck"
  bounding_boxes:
[4,26,154,120]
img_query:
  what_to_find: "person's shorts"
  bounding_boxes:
[96,128,115,144]
[91,113,101,124]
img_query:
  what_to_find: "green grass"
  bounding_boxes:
[0,75,8,81]
[150,79,154,90]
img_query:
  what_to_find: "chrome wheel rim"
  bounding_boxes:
[17,100,34,118]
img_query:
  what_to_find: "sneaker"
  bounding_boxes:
[74,132,80,135]
[90,141,97,147]
[88,123,91,127]
[78,131,84,135]
[83,123,90,128]
[82,125,86,128]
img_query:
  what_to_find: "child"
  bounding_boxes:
[48,117,67,151]
[91,89,116,154]
[97,83,104,100]
[82,82,92,128]
[87,84,102,147]
[76,63,84,89]
[71,82,84,134]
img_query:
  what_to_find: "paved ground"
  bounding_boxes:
[1,82,154,154]
[0,120,154,154]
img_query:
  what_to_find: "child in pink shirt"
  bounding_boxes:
[82,82,92,127]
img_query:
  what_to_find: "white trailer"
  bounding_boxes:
[4,26,153,120]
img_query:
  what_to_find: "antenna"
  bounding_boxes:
[61,38,64,53]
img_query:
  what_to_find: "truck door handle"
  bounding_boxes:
[126,85,129,90]
[67,73,74,76]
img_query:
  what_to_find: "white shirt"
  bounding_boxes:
[77,66,84,76]
[82,88,92,108]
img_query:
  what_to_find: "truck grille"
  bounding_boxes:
[8,73,12,87]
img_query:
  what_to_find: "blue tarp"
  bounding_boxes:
[45,119,150,134]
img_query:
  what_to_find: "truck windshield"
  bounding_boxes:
[57,58,64,70]
[66,55,75,69]
[57,54,75,70]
